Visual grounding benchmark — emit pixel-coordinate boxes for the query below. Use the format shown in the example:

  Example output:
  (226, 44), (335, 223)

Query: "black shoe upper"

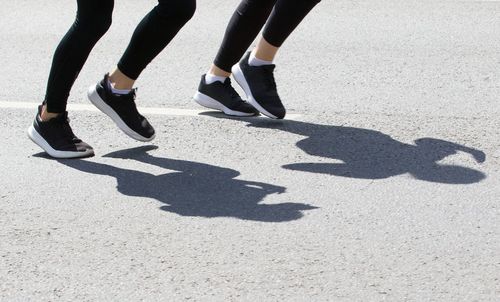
(238, 52), (286, 119)
(198, 75), (259, 115)
(96, 74), (155, 139)
(33, 105), (93, 152)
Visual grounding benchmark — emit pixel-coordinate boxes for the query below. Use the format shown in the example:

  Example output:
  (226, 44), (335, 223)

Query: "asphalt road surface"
(1, 1), (499, 301)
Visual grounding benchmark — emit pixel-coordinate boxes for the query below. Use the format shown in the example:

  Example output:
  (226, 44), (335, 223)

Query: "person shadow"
(200, 112), (486, 184)
(52, 146), (316, 222)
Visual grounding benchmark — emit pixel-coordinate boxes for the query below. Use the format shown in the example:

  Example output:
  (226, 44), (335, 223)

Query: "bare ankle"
(40, 105), (60, 121)
(208, 64), (231, 78)
(253, 37), (279, 62)
(109, 68), (135, 90)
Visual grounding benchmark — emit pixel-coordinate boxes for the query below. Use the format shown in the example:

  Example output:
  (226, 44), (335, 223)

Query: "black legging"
(214, 0), (320, 73)
(45, 0), (196, 113)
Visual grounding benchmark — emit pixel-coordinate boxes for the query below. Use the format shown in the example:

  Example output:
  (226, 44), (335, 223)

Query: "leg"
(192, 0), (274, 117)
(254, 0), (321, 61)
(195, 0), (320, 118)
(232, 0), (321, 119)
(87, 0), (196, 142)
(209, 0), (320, 75)
(212, 0), (277, 75)
(110, 0), (196, 89)
(43, 0), (113, 117)
(29, 0), (113, 159)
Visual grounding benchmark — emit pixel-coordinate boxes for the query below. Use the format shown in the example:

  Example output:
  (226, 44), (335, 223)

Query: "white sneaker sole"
(231, 64), (279, 119)
(87, 85), (155, 142)
(27, 125), (94, 159)
(193, 91), (256, 117)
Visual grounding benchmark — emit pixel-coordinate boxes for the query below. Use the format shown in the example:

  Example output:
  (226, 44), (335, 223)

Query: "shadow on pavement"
(45, 146), (316, 222)
(200, 112), (486, 184)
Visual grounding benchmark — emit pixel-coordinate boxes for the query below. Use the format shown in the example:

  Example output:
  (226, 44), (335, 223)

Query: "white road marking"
(0, 101), (301, 119)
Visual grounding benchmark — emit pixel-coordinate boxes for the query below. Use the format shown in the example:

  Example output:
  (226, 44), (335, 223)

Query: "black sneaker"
(27, 105), (94, 159)
(232, 52), (286, 119)
(193, 75), (259, 117)
(87, 74), (155, 142)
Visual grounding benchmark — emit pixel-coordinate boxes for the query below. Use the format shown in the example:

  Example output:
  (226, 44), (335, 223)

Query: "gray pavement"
(1, 1), (499, 301)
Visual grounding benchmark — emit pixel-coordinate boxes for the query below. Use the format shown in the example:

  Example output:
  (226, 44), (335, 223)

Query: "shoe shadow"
(200, 112), (486, 184)
(50, 146), (316, 222)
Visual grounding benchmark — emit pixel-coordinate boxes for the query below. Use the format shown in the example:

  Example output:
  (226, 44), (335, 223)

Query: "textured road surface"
(1, 1), (499, 301)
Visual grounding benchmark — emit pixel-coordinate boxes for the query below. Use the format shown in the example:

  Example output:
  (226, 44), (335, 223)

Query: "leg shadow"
(200, 112), (486, 184)
(55, 146), (316, 222)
